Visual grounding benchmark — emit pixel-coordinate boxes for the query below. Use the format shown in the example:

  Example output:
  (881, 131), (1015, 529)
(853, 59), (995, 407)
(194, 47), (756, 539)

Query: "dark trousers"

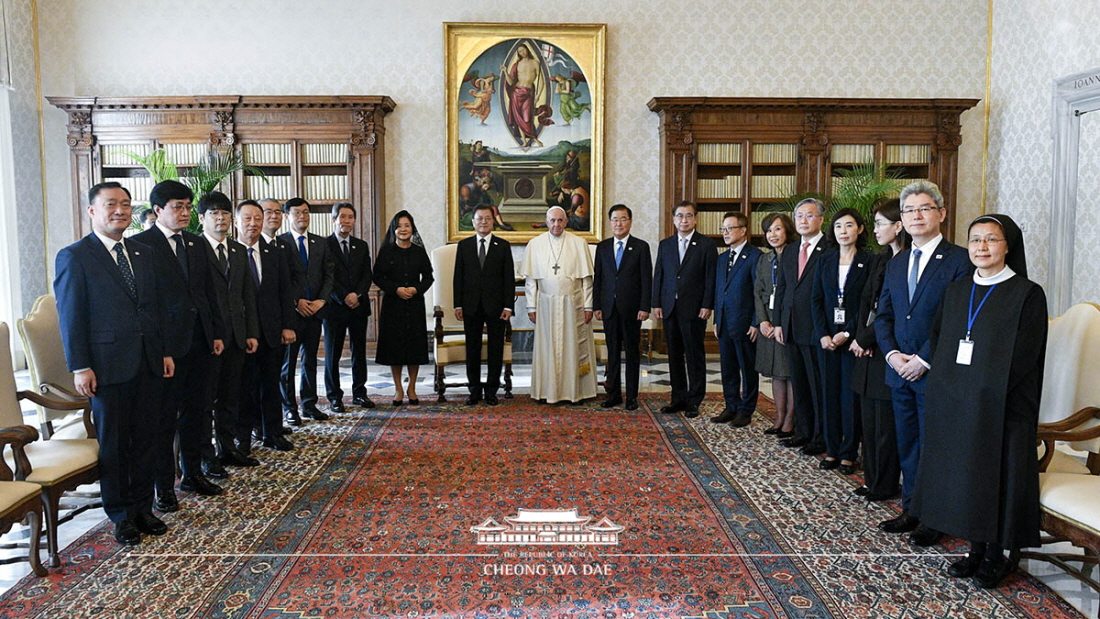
(665, 306), (707, 408)
(891, 381), (927, 510)
(92, 364), (164, 523)
(789, 341), (823, 442)
(860, 394), (900, 497)
(323, 308), (368, 403)
(603, 307), (642, 400)
(718, 330), (758, 415)
(282, 316), (322, 412)
(204, 344), (247, 459)
(819, 348), (860, 461)
(242, 340), (284, 446)
(463, 306), (507, 397)
(161, 331), (210, 487)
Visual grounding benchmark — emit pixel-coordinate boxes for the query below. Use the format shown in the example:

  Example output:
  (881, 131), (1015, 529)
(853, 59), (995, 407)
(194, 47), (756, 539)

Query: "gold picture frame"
(445, 22), (606, 244)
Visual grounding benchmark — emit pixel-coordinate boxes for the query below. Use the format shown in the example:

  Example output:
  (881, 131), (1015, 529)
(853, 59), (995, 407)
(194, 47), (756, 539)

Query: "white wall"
(24, 0), (990, 306)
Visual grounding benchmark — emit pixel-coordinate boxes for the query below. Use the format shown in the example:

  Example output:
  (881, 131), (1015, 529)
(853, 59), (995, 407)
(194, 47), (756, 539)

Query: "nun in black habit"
(910, 213), (1047, 589)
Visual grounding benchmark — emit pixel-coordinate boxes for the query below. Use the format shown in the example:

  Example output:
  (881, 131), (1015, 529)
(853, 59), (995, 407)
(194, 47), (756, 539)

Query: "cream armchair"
(0, 323), (98, 568)
(17, 295), (92, 440)
(430, 244), (514, 402)
(0, 425), (48, 577)
(1037, 303), (1100, 475)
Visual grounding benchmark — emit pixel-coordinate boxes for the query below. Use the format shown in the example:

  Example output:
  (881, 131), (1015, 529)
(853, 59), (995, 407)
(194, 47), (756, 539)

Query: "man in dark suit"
(258, 199), (297, 438)
(454, 203), (515, 406)
(875, 181), (973, 546)
(198, 192), (260, 474)
(712, 211), (763, 427)
(132, 180), (225, 508)
(652, 200), (717, 417)
(55, 181), (174, 546)
(279, 197), (336, 425)
(593, 204), (651, 411)
(236, 200), (297, 452)
(323, 202), (374, 411)
(774, 198), (830, 454)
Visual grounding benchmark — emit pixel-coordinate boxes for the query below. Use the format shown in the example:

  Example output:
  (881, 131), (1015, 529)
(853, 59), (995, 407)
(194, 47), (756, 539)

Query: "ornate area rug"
(0, 395), (1084, 618)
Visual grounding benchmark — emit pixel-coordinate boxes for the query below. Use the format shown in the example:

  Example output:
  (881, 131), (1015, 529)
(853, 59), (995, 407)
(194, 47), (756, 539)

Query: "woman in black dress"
(910, 214), (1047, 589)
(374, 211), (434, 405)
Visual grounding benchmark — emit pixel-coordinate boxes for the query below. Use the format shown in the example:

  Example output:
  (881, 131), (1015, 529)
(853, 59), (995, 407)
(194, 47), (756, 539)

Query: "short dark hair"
(139, 208), (157, 224)
(722, 211), (748, 228)
(196, 191), (233, 215)
(472, 203), (495, 217)
(88, 181), (130, 205)
(283, 197), (309, 213)
(608, 204), (632, 219)
(331, 202), (356, 219)
(236, 199), (263, 215)
(673, 200), (696, 215)
(149, 180), (193, 209)
(760, 212), (796, 242)
(828, 207), (869, 250)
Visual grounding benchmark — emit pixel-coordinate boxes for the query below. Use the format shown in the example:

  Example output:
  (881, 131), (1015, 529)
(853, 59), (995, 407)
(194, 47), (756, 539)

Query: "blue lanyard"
(966, 282), (997, 341)
(771, 257), (777, 286)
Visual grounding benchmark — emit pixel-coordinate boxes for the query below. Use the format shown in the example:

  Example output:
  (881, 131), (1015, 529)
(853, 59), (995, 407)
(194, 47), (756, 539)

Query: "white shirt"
(908, 233), (943, 282)
(93, 230), (130, 262)
(261, 232), (275, 244)
(293, 232), (310, 258)
(728, 239), (747, 262)
(155, 221), (185, 255)
(801, 231), (825, 255)
(203, 232), (229, 258)
(245, 240), (263, 283)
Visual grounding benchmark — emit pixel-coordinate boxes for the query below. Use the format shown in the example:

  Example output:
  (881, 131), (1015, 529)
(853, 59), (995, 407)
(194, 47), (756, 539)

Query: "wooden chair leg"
(24, 508), (46, 577)
(504, 363), (513, 398)
(435, 365), (447, 403)
(41, 489), (61, 568)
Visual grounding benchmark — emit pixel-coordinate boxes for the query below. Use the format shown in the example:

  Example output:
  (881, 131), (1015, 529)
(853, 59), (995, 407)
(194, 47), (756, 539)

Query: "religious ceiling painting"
(445, 22), (606, 243)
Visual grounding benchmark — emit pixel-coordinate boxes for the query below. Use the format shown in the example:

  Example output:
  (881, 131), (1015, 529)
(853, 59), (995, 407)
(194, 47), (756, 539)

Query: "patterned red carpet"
(0, 396), (1085, 618)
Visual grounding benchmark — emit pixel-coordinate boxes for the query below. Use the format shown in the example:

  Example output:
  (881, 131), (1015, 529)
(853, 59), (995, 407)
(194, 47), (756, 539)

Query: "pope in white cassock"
(519, 207), (597, 403)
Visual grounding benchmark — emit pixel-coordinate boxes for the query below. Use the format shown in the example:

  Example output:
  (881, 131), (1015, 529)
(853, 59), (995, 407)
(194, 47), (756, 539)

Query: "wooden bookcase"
(48, 95), (396, 341)
(647, 97), (979, 243)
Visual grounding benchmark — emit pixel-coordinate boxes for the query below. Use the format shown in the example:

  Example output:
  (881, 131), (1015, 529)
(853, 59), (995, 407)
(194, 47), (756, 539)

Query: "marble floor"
(0, 358), (1095, 616)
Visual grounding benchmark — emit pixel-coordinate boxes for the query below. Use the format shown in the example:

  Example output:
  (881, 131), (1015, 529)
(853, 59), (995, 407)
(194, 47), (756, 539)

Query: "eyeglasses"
(609, 218), (631, 223)
(968, 236), (1006, 246)
(901, 206), (943, 216)
(873, 219), (897, 227)
(262, 209), (281, 216)
(793, 213), (818, 221)
(673, 213), (696, 220)
(718, 226), (746, 233)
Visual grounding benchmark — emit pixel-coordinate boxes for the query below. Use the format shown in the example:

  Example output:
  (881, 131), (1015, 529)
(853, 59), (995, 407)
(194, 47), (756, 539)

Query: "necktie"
(342, 239), (350, 262)
(171, 233), (188, 278)
(728, 249), (737, 273)
(113, 243), (137, 299)
(479, 238), (487, 268)
(908, 248), (923, 302)
(297, 235), (312, 298)
(679, 237), (688, 263)
(248, 247), (260, 287)
(615, 240), (624, 270)
(797, 241), (810, 279)
(217, 243), (228, 276)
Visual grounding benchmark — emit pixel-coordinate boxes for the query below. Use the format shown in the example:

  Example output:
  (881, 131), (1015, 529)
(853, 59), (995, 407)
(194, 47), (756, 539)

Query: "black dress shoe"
(683, 406), (700, 419)
(776, 430), (795, 439)
(947, 553), (984, 578)
(865, 490), (897, 502)
(484, 394), (499, 406)
(155, 491), (179, 513)
(303, 407), (329, 421)
(220, 449), (260, 468)
(357, 397), (375, 409)
(624, 399), (638, 411)
(465, 394), (481, 406)
(602, 395), (624, 408)
(973, 554), (1013, 588)
(659, 402), (686, 415)
(114, 520), (141, 546)
(838, 463), (857, 476)
(202, 461), (230, 479)
(263, 435), (295, 451)
(408, 397), (420, 406)
(179, 475), (224, 496)
(908, 525), (942, 547)
(285, 411), (303, 427)
(710, 409), (737, 424)
(329, 400), (346, 413)
(252, 429), (263, 442)
(878, 512), (920, 533)
(133, 512), (168, 536)
(819, 458), (840, 470)
(279, 425), (294, 435)
(731, 413), (753, 428)
(763, 427), (781, 435)
(853, 486), (870, 497)
(800, 441), (825, 456)
(781, 436), (809, 448)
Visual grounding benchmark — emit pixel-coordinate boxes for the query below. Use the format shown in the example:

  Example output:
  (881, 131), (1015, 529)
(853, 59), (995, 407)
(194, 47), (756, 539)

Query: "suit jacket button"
(906, 315), (911, 319)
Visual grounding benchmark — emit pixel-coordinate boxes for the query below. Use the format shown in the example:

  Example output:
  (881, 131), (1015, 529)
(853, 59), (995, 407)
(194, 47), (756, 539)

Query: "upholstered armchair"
(0, 425), (47, 577)
(0, 323), (99, 568)
(429, 244), (514, 402)
(17, 295), (92, 440)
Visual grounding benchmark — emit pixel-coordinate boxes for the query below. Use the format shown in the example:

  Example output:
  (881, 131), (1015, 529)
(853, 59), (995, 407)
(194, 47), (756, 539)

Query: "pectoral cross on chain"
(552, 263), (561, 274)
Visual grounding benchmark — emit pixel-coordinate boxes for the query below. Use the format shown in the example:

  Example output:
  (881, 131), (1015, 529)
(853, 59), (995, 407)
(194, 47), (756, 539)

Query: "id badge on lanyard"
(958, 282), (996, 366)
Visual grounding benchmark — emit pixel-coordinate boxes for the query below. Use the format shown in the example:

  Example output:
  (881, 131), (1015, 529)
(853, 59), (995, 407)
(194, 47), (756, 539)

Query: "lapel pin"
(188, 241), (194, 246)
(133, 250), (140, 255)
(628, 246), (633, 251)
(691, 242), (697, 246)
(857, 263), (863, 267)
(936, 255), (943, 260)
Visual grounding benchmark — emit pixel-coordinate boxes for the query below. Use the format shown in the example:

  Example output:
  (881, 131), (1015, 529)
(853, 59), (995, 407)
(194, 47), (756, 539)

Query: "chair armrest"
(0, 425), (39, 481)
(1039, 406), (1100, 432)
(1037, 422), (1100, 444)
(39, 382), (83, 401)
(18, 390), (96, 440)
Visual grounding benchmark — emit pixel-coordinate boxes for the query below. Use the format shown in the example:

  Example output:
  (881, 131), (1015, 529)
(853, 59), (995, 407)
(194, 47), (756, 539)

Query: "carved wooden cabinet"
(647, 97), (979, 242)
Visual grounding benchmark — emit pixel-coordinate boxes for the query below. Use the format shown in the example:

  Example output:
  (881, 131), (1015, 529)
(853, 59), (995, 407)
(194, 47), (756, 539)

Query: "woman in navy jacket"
(811, 208), (873, 474)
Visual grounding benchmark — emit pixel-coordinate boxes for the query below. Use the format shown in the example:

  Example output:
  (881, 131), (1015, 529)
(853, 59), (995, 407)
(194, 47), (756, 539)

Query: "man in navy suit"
(774, 198), (830, 454)
(712, 211), (763, 427)
(132, 180), (226, 509)
(236, 200), (297, 452)
(652, 200), (717, 417)
(593, 204), (652, 411)
(55, 182), (175, 546)
(279, 197), (335, 425)
(874, 180), (973, 546)
(323, 202), (374, 411)
(454, 204), (515, 406)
